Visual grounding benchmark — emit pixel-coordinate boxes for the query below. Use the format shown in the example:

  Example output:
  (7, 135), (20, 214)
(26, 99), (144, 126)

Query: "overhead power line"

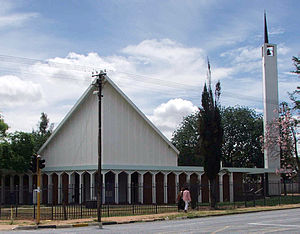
(0, 54), (97, 73)
(0, 53), (281, 106)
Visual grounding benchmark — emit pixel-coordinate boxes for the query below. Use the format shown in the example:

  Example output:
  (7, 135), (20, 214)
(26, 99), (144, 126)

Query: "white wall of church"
(102, 82), (178, 167)
(40, 80), (178, 169)
(41, 90), (98, 168)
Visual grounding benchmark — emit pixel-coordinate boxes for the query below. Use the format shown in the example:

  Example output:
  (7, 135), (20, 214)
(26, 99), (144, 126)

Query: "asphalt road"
(5, 208), (300, 233)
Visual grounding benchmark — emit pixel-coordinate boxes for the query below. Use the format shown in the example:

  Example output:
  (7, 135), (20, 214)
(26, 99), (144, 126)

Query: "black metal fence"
(0, 181), (299, 220)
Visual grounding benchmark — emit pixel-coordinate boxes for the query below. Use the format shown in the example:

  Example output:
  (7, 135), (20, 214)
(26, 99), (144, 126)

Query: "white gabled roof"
(38, 75), (179, 155)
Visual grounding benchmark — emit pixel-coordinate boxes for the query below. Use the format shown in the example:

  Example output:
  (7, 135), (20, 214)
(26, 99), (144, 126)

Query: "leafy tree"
(172, 106), (264, 168)
(0, 114), (9, 140)
(292, 56), (300, 74)
(0, 113), (53, 172)
(198, 82), (223, 208)
(0, 141), (13, 170)
(221, 106), (263, 168)
(32, 112), (53, 153)
(0, 115), (10, 171)
(171, 112), (202, 166)
(289, 56), (300, 111)
(9, 132), (34, 172)
(0, 132), (34, 173)
(261, 103), (299, 195)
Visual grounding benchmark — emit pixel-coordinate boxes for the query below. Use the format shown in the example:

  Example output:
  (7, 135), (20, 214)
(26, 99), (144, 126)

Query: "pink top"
(182, 190), (191, 202)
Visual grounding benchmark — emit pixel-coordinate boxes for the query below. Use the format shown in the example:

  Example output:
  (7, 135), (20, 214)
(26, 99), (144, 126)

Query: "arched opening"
(179, 173), (187, 190)
(52, 173), (58, 205)
(74, 172), (80, 204)
(94, 172), (104, 204)
(223, 174), (230, 202)
(131, 172), (139, 204)
(155, 172), (164, 204)
(167, 173), (176, 204)
(61, 173), (69, 204)
(83, 172), (91, 203)
(14, 175), (19, 187)
(33, 175), (37, 189)
(215, 175), (220, 202)
(118, 172), (127, 204)
(23, 175), (29, 204)
(201, 174), (209, 203)
(190, 173), (200, 206)
(105, 171), (115, 204)
(13, 175), (19, 204)
(233, 173), (243, 201)
(143, 172), (152, 204)
(42, 174), (48, 204)
(4, 175), (10, 204)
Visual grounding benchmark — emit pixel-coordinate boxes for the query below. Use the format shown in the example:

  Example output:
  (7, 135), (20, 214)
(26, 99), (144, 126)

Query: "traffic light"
(29, 155), (37, 173)
(39, 158), (45, 169)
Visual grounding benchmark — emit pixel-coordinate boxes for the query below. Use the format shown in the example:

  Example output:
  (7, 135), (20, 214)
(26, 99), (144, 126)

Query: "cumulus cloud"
(0, 75), (42, 107)
(148, 98), (198, 139)
(0, 39), (263, 134)
(1, 38), (296, 136)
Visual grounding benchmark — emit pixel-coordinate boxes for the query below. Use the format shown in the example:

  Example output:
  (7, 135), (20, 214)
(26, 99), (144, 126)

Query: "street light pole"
(92, 71), (106, 225)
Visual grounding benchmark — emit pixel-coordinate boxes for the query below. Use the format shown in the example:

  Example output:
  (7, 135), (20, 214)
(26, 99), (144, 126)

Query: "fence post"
(108, 204), (110, 217)
(253, 192), (255, 207)
(132, 203), (134, 215)
(51, 201), (53, 220)
(278, 182), (280, 205)
(244, 186), (247, 208)
(33, 204), (36, 219)
(16, 193), (18, 218)
(233, 187), (235, 209)
(16, 185), (19, 218)
(80, 185), (83, 218)
(155, 204), (158, 214)
(292, 182), (294, 203)
(263, 178), (266, 206)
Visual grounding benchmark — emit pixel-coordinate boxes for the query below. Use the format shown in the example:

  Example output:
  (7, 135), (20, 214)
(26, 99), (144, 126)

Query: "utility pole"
(36, 155), (41, 224)
(92, 71), (106, 226)
(36, 155), (45, 224)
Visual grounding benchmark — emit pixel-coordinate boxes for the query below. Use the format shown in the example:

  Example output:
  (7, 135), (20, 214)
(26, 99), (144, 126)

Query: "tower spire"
(264, 11), (269, 43)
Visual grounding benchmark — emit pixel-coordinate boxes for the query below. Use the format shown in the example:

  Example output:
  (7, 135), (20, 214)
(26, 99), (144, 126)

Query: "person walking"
(182, 187), (191, 213)
(177, 188), (184, 211)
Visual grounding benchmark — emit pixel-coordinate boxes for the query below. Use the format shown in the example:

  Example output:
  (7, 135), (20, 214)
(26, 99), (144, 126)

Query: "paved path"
(5, 208), (300, 233)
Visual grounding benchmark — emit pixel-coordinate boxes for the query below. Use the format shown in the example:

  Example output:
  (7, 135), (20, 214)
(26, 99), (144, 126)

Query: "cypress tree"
(198, 81), (223, 208)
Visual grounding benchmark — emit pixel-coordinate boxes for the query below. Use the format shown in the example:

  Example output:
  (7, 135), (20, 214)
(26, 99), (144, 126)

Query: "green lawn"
(1, 196), (299, 220)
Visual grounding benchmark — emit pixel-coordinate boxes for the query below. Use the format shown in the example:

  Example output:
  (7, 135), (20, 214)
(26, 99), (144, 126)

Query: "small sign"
(33, 189), (39, 204)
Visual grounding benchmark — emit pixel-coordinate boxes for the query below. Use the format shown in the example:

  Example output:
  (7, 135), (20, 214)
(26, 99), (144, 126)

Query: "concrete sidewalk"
(1, 204), (300, 231)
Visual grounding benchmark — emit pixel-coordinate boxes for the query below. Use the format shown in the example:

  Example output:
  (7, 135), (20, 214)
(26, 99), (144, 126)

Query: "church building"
(0, 13), (280, 205)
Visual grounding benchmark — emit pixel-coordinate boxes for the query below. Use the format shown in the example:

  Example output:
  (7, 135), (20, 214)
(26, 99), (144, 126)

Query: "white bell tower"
(262, 12), (280, 190)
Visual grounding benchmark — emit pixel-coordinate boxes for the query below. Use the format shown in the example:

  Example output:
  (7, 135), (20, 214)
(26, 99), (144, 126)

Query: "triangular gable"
(38, 75), (179, 155)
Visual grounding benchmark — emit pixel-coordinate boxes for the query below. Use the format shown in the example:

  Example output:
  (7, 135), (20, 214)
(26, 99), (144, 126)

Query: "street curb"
(11, 206), (300, 231)
(13, 222), (102, 230)
(102, 221), (117, 225)
(56, 224), (73, 229)
(37, 225), (57, 229)
(73, 223), (89, 227)
(13, 225), (38, 230)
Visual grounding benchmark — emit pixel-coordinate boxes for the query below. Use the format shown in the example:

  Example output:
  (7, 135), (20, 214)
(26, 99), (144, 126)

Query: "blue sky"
(0, 0), (299, 138)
